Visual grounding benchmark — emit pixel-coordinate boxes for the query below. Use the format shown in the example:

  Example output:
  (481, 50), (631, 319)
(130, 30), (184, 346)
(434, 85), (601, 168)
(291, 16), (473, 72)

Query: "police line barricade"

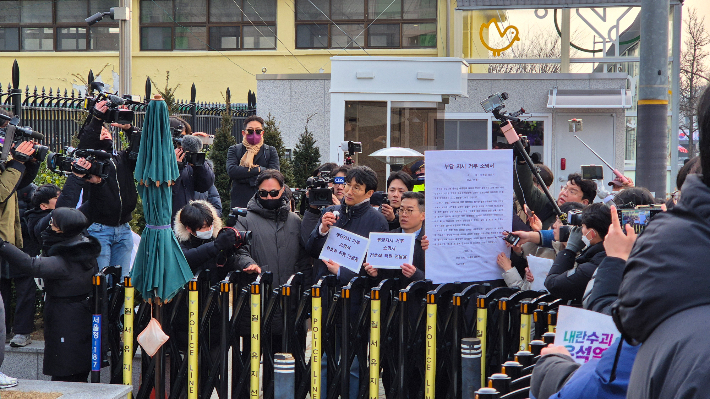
(102, 271), (565, 399)
(533, 297), (563, 339)
(451, 283), (491, 398)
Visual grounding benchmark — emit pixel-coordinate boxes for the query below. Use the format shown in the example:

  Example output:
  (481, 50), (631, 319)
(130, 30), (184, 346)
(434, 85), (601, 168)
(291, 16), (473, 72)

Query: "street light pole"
(118, 1), (132, 97)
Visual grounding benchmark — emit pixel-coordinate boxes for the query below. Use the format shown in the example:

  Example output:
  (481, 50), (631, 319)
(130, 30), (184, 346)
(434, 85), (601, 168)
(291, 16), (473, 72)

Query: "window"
(0, 0), (119, 52)
(296, 0), (436, 49)
(139, 0), (276, 51)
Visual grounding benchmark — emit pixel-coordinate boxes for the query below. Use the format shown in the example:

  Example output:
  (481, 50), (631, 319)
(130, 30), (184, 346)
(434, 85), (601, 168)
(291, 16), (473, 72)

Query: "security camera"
(85, 12), (106, 26)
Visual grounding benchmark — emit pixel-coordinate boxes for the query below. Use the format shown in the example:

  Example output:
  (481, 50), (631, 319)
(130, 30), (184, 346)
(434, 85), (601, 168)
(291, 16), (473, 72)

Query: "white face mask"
(194, 226), (213, 240)
(581, 230), (593, 248)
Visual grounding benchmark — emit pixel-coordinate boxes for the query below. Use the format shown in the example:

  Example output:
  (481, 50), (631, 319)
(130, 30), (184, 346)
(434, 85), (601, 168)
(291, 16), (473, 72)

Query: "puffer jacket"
(545, 242), (606, 303)
(0, 159), (39, 248)
(615, 175), (710, 399)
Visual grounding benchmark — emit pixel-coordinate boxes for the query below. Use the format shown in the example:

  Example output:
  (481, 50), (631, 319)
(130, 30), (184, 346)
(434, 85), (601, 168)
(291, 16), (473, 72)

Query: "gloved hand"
(214, 228), (237, 251)
(565, 226), (585, 253)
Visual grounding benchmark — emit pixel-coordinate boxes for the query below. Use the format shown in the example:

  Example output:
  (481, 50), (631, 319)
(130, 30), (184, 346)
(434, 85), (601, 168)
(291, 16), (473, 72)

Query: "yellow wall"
(0, 0), (447, 103)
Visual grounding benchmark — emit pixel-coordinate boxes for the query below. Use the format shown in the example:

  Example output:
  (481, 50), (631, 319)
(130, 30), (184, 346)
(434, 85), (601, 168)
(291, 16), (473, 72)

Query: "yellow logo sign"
(480, 18), (521, 57)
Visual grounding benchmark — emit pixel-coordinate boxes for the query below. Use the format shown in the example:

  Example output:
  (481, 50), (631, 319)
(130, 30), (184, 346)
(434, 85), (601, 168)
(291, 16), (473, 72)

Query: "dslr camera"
(84, 82), (135, 125)
(172, 137), (206, 167)
(0, 113), (49, 164)
(567, 209), (584, 226)
(46, 147), (112, 179)
(306, 171), (333, 207)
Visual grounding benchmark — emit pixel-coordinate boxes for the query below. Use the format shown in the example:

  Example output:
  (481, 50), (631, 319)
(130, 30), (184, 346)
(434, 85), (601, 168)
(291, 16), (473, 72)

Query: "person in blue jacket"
(530, 338), (639, 399)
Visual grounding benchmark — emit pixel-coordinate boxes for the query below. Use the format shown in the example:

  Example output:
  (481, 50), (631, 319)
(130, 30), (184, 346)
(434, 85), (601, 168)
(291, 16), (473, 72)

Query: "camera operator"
(0, 207), (100, 382)
(544, 203), (611, 303)
(380, 171), (414, 230)
(233, 169), (310, 351)
(514, 152), (596, 228)
(75, 101), (138, 278)
(172, 135), (215, 220)
(299, 163), (342, 245)
(364, 191), (429, 288)
(227, 116), (280, 208)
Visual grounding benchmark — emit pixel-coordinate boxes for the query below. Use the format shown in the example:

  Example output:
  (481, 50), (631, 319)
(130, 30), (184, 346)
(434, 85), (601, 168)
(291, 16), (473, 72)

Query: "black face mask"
(258, 197), (282, 211)
(40, 225), (74, 254)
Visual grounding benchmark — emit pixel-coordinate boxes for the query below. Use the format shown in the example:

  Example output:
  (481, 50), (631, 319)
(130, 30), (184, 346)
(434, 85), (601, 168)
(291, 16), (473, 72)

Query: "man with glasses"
(380, 171), (414, 230)
(234, 169), (309, 352)
(227, 116), (280, 208)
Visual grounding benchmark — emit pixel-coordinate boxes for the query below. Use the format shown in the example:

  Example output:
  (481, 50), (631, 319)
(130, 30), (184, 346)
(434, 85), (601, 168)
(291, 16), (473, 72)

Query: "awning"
(456, 0), (681, 9)
(547, 88), (632, 109)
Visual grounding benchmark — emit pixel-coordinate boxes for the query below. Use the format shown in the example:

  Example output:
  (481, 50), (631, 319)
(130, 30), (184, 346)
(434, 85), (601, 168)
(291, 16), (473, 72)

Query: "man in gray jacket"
(235, 169), (310, 350)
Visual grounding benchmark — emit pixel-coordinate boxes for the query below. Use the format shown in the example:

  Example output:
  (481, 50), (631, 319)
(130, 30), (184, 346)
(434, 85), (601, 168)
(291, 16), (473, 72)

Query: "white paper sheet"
(318, 227), (370, 273)
(425, 150), (513, 283)
(367, 232), (416, 269)
(526, 255), (554, 291)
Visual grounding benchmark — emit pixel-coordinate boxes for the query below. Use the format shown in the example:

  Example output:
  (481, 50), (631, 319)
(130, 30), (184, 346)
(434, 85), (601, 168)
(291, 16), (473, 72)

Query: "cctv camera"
(85, 12), (105, 26)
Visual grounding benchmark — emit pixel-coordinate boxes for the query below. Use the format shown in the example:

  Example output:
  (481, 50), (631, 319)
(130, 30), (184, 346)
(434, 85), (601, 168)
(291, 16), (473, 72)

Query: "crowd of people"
(0, 84), (706, 399)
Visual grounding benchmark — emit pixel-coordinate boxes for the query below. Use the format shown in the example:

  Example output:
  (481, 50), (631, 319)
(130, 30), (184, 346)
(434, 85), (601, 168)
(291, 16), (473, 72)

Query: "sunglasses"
(246, 129), (264, 135)
(258, 189), (281, 198)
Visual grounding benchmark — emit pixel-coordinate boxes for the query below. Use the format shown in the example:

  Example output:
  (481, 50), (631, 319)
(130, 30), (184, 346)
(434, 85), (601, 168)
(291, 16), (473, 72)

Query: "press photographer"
(65, 100), (139, 278)
(172, 134), (215, 220)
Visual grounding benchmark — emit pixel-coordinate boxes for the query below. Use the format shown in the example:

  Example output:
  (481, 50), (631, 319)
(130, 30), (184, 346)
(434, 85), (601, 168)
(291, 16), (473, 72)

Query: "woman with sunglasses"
(226, 115), (280, 208)
(233, 169), (310, 353)
(0, 207), (100, 382)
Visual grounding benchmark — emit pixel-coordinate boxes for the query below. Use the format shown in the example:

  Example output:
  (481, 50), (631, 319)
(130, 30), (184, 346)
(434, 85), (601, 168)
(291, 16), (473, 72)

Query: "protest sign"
(319, 227), (370, 273)
(554, 305), (620, 364)
(367, 233), (415, 269)
(526, 255), (554, 291)
(425, 150), (513, 283)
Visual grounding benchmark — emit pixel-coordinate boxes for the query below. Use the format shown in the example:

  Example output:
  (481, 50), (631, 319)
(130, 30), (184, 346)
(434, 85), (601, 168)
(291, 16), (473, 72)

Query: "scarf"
(239, 135), (264, 170)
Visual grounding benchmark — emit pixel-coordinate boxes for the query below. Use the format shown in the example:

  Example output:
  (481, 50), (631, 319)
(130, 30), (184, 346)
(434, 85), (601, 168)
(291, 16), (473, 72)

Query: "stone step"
(3, 379), (131, 399)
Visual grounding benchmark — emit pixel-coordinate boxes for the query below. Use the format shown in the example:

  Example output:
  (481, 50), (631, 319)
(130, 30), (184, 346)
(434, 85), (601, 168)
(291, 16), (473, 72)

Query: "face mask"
(258, 197), (282, 210)
(194, 226), (213, 240)
(581, 231), (593, 248)
(246, 133), (261, 146)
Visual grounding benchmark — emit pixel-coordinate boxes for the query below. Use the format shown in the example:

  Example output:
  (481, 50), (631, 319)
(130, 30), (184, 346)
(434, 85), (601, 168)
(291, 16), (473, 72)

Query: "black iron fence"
(0, 62), (255, 152)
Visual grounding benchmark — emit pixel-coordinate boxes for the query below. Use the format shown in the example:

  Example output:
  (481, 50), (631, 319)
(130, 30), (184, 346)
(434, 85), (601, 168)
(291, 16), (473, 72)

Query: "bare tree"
(679, 8), (710, 158)
(487, 28), (562, 73)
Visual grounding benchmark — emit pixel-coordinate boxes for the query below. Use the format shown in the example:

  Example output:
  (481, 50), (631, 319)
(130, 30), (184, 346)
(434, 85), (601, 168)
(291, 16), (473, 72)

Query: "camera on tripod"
(306, 171), (333, 207)
(46, 147), (112, 178)
(340, 141), (362, 166)
(84, 81), (135, 125)
(0, 114), (48, 164)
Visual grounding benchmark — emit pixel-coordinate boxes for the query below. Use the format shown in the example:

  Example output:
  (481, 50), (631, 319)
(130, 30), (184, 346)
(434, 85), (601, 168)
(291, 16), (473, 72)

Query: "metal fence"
(0, 65), (255, 152)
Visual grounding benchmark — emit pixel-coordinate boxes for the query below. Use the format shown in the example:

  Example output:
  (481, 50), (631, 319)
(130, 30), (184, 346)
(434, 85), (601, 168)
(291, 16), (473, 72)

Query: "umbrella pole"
(154, 295), (166, 399)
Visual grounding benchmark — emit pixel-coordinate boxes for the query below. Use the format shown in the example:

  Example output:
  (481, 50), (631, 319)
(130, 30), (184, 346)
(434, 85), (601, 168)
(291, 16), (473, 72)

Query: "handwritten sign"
(526, 255), (554, 291)
(367, 233), (415, 269)
(425, 150), (513, 283)
(319, 226), (370, 273)
(553, 305), (620, 364)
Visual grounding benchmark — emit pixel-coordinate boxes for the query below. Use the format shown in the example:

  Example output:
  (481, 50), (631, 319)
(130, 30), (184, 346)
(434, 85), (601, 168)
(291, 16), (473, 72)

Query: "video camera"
(46, 147), (112, 179)
(84, 81), (135, 125)
(0, 113), (49, 164)
(306, 171), (333, 207)
(172, 136), (206, 167)
(340, 140), (362, 166)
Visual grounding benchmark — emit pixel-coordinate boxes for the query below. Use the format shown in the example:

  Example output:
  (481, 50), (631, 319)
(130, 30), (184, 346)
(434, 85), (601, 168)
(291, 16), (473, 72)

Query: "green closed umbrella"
(130, 97), (192, 303)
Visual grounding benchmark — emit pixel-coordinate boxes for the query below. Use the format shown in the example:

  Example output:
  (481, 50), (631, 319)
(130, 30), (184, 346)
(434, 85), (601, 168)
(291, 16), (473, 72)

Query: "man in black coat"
(614, 87), (710, 399)
(544, 203), (610, 303)
(171, 135), (215, 220)
(226, 115), (280, 208)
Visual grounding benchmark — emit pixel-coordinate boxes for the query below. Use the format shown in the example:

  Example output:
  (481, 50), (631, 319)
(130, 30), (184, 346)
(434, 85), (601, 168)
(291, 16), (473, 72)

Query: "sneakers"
(9, 334), (31, 348)
(0, 371), (18, 388)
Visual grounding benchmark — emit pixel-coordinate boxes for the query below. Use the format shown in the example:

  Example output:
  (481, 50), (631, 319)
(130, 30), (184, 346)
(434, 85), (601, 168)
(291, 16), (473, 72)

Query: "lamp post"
(86, 4), (132, 96)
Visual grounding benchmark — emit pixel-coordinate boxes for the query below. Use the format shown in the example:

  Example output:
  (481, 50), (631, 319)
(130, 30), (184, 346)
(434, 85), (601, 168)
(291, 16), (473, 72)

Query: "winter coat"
(235, 195), (310, 288)
(172, 161), (215, 221)
(530, 338), (638, 399)
(77, 116), (138, 226)
(615, 175), (710, 399)
(545, 242), (606, 303)
(513, 159), (558, 230)
(300, 207), (321, 246)
(3, 184), (38, 279)
(306, 201), (389, 286)
(0, 159), (39, 248)
(377, 223), (426, 288)
(194, 185), (223, 217)
(0, 234), (100, 377)
(582, 256), (625, 315)
(226, 143), (279, 208)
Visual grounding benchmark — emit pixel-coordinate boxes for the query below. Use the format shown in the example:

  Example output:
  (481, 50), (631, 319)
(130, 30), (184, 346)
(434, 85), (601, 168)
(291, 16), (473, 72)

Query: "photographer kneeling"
(545, 203), (611, 304)
(0, 208), (100, 382)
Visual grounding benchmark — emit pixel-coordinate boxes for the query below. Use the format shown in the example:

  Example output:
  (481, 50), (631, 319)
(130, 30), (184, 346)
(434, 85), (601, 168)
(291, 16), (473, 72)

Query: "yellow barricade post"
(250, 282), (261, 399)
(188, 279), (199, 399)
(311, 286), (322, 399)
(519, 300), (532, 352)
(123, 277), (134, 399)
(369, 289), (381, 399)
(425, 293), (437, 399)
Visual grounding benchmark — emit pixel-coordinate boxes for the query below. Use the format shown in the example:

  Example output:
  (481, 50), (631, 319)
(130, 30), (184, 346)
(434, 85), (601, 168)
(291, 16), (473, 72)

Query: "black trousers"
(0, 276), (37, 335)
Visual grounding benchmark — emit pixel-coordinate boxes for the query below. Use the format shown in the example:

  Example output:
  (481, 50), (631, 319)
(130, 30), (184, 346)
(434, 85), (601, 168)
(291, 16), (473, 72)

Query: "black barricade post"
(476, 287), (518, 387)
(91, 272), (105, 383)
(475, 387), (500, 399)
(461, 337), (482, 398)
(219, 280), (230, 398)
(547, 311), (557, 333)
(274, 353), (295, 399)
(487, 373), (511, 395)
(336, 276), (369, 399)
(542, 332), (555, 345)
(451, 283), (489, 399)
(529, 340), (546, 356)
(394, 280), (431, 399)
